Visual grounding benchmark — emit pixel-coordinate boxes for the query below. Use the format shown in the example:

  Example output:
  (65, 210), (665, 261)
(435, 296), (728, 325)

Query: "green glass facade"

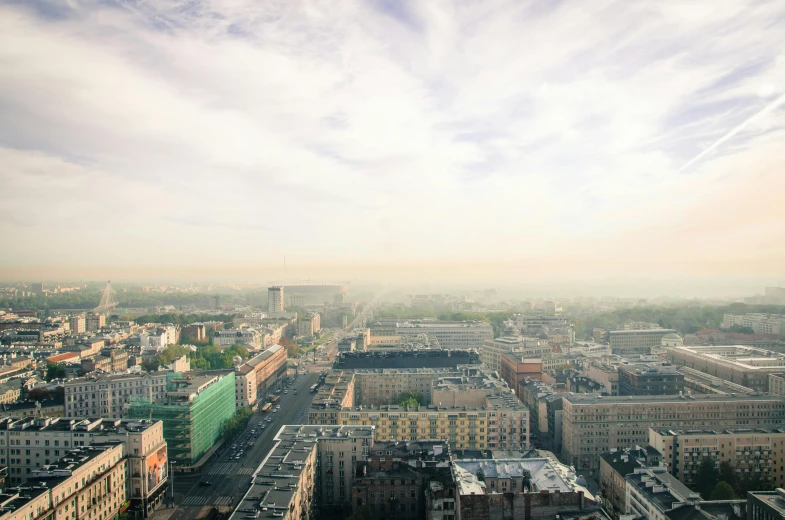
(128, 371), (236, 466)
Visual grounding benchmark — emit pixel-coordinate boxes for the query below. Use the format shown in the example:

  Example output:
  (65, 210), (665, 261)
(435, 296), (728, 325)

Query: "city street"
(160, 372), (319, 520)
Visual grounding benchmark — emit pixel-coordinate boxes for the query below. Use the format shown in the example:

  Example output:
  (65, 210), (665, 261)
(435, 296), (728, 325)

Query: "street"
(161, 372), (319, 520)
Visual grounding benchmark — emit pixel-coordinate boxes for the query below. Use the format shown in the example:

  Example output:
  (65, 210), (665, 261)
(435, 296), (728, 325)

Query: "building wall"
(65, 373), (169, 418)
(609, 329), (676, 354)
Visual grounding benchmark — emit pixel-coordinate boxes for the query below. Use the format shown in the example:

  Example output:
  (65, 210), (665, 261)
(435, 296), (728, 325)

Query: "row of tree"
(142, 343), (249, 372)
(220, 407), (253, 439)
(133, 313), (236, 326)
(695, 458), (774, 500)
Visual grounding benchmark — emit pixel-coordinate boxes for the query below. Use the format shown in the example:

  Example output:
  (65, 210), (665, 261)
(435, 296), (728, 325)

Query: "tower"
(268, 286), (284, 313)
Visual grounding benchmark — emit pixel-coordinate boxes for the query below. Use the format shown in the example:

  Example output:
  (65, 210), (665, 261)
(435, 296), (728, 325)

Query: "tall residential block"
(268, 286), (284, 313)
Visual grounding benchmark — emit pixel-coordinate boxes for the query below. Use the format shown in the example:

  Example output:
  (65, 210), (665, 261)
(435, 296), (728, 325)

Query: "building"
(310, 393), (529, 452)
(64, 372), (170, 418)
(561, 393), (785, 470)
(649, 427), (785, 489)
(31, 283), (44, 295)
(771, 373), (785, 396)
(499, 352), (543, 391)
(180, 323), (206, 342)
(230, 425), (375, 520)
(666, 345), (785, 392)
(213, 328), (261, 348)
(85, 313), (105, 332)
(268, 286), (284, 313)
(609, 329), (677, 354)
(0, 443), (127, 520)
(481, 337), (552, 374)
(0, 383), (20, 404)
(234, 344), (288, 408)
(68, 314), (86, 335)
(625, 465), (701, 520)
(0, 416), (168, 516)
(297, 312), (321, 337)
(393, 320), (493, 350)
(450, 458), (598, 520)
(748, 489), (785, 520)
(599, 447), (662, 519)
(618, 364), (685, 396)
(338, 338), (356, 354)
(661, 332), (683, 348)
(722, 313), (785, 335)
(127, 371), (235, 468)
(0, 399), (65, 418)
(335, 350), (481, 370)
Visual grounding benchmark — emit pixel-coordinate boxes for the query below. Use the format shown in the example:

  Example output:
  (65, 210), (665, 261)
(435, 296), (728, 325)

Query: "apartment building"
(69, 315), (86, 335)
(268, 286), (284, 313)
(561, 393), (785, 470)
(64, 372), (170, 418)
(609, 329), (677, 354)
(618, 364), (685, 396)
(666, 345), (785, 392)
(297, 312), (321, 337)
(393, 320), (493, 350)
(0, 443), (127, 520)
(722, 313), (785, 335)
(625, 465), (701, 520)
(771, 373), (785, 396)
(649, 427), (785, 489)
(230, 425), (375, 520)
(599, 447), (662, 519)
(310, 393), (529, 451)
(85, 313), (105, 332)
(0, 417), (168, 516)
(234, 344), (287, 408)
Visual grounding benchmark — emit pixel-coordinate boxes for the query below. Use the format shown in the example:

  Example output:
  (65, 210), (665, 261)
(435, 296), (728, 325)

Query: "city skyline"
(1, 0), (784, 281)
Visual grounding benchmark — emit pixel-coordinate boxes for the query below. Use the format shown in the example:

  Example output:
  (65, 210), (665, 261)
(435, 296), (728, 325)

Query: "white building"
(64, 372), (170, 418)
(297, 312), (321, 337)
(268, 286), (284, 313)
(722, 313), (785, 335)
(213, 328), (261, 348)
(394, 320), (493, 350)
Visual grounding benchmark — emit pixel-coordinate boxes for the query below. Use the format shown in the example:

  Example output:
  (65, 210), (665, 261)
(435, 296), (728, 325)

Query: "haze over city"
(1, 0), (785, 290)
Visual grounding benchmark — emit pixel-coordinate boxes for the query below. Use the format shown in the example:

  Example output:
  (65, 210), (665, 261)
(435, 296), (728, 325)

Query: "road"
(165, 373), (319, 520)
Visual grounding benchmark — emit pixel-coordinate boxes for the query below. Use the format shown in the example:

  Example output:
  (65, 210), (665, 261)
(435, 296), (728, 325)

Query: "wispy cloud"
(0, 0), (784, 278)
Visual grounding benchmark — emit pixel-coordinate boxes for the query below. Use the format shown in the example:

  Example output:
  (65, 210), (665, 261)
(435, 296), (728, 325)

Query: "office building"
(481, 337), (552, 374)
(64, 371), (170, 418)
(666, 345), (785, 392)
(234, 344), (287, 408)
(618, 364), (685, 396)
(393, 320), (493, 350)
(722, 313), (785, 335)
(334, 350), (481, 370)
(649, 427), (785, 489)
(268, 286), (284, 313)
(771, 373), (785, 396)
(0, 416), (168, 516)
(69, 314), (86, 335)
(127, 371), (235, 468)
(561, 393), (785, 470)
(609, 329), (677, 354)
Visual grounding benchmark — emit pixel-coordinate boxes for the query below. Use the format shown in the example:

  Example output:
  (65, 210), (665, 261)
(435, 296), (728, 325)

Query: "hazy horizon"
(1, 1), (784, 287)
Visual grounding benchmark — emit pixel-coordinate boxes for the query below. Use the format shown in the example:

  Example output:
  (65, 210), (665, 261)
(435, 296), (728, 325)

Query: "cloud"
(0, 0), (784, 280)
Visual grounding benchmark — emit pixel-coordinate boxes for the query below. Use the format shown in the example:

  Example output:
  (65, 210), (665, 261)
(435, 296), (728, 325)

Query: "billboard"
(146, 446), (168, 489)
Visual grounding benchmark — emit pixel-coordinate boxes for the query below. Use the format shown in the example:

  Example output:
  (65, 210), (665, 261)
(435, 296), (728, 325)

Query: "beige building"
(667, 345), (785, 392)
(722, 313), (785, 335)
(394, 320), (493, 350)
(297, 312), (321, 337)
(562, 393), (785, 470)
(234, 344), (288, 408)
(649, 427), (785, 489)
(231, 425), (375, 519)
(310, 394), (529, 452)
(0, 417), (168, 516)
(771, 373), (785, 396)
(0, 443), (127, 520)
(64, 372), (170, 418)
(268, 286), (284, 313)
(69, 314), (86, 335)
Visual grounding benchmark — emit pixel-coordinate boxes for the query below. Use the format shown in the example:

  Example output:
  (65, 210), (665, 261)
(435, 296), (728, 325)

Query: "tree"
(396, 391), (424, 407)
(45, 362), (67, 382)
(719, 461), (738, 493)
(726, 324), (755, 335)
(710, 481), (737, 500)
(697, 458), (719, 499)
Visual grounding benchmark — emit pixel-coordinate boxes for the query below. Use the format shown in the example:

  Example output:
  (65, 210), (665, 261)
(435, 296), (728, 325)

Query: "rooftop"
(564, 393), (785, 405)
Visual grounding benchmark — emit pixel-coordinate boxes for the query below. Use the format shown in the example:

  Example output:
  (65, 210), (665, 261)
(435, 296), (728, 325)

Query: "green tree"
(45, 362), (67, 382)
(697, 458), (719, 499)
(396, 391), (424, 407)
(710, 481), (736, 500)
(726, 325), (755, 334)
(719, 461), (738, 494)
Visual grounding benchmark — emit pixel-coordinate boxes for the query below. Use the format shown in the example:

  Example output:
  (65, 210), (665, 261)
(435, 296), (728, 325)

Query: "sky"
(1, 0), (785, 287)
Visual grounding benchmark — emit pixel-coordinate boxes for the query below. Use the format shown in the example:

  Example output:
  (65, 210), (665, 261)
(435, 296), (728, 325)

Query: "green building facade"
(128, 371), (236, 467)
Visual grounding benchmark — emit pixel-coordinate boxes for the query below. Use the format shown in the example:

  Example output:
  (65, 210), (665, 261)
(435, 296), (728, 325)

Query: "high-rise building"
(85, 312), (105, 331)
(268, 286), (284, 313)
(127, 371), (236, 468)
(31, 282), (44, 295)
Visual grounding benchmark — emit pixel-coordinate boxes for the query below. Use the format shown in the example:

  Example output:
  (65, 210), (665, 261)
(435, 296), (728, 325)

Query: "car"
(199, 481), (212, 487)
(284, 390), (288, 394)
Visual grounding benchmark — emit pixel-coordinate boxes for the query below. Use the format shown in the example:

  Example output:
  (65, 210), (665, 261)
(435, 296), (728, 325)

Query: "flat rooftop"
(564, 393), (785, 405)
(652, 427), (785, 437)
(452, 458), (594, 497)
(0, 416), (161, 434)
